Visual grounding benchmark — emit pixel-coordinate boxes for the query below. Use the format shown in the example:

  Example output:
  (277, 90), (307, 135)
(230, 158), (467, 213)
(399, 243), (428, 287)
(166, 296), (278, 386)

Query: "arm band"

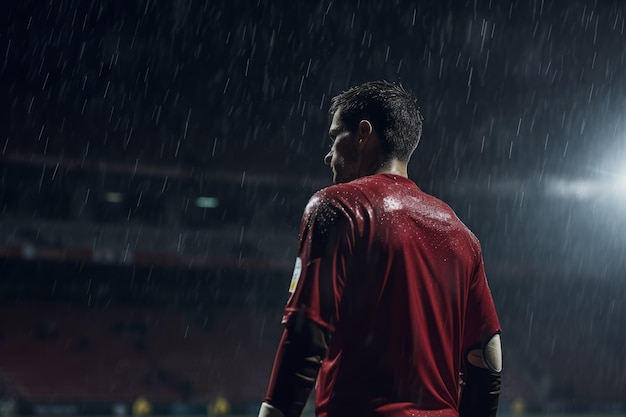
(459, 340), (502, 417)
(265, 313), (330, 417)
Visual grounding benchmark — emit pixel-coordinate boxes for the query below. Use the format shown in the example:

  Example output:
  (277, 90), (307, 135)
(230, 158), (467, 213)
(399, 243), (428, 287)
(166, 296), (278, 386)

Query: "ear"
(356, 120), (374, 148)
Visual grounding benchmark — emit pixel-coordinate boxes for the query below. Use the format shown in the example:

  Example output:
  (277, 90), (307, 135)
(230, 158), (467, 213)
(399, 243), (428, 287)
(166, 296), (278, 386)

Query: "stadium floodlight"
(104, 191), (124, 203)
(195, 196), (219, 208)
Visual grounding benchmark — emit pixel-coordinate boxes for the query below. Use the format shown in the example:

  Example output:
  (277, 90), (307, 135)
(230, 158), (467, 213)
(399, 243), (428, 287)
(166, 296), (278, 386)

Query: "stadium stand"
(0, 302), (277, 405)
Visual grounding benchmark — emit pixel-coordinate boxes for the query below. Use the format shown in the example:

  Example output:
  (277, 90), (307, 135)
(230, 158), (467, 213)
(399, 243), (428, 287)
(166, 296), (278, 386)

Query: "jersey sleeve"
(463, 253), (501, 351)
(281, 192), (352, 333)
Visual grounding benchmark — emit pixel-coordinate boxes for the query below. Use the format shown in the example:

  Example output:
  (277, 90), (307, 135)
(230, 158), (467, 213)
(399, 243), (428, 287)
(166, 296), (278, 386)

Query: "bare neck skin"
(374, 158), (408, 178)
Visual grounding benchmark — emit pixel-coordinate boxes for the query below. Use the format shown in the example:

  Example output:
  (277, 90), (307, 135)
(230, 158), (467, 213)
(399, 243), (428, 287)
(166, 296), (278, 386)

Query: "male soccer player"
(258, 81), (502, 417)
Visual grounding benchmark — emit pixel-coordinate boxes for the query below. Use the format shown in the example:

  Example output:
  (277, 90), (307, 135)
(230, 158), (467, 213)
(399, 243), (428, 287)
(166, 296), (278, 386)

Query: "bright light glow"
(616, 171), (626, 191)
(547, 167), (626, 199)
(104, 192), (124, 203)
(195, 196), (219, 208)
(547, 179), (596, 199)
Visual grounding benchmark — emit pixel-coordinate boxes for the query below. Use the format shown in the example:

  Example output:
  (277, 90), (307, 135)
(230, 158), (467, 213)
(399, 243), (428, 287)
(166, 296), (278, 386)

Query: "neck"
(375, 158), (409, 178)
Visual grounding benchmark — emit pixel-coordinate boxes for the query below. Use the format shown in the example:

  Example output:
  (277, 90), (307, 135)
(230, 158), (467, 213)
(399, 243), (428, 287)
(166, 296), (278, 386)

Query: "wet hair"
(329, 80), (423, 162)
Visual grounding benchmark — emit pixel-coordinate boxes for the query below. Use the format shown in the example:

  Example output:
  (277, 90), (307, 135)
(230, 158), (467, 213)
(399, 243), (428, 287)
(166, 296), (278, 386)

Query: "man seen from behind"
(258, 80), (502, 417)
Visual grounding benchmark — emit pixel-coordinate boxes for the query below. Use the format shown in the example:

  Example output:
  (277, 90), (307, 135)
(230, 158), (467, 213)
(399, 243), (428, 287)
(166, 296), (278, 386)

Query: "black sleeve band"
(459, 356), (501, 417)
(265, 313), (330, 417)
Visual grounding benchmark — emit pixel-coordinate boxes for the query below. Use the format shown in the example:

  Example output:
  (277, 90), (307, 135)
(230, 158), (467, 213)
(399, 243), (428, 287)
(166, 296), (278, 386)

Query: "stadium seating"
(0, 302), (277, 403)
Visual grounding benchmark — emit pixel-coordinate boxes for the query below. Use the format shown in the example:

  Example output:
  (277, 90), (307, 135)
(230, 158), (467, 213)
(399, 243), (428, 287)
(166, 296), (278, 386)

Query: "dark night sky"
(2, 0), (625, 176)
(2, 0), (625, 277)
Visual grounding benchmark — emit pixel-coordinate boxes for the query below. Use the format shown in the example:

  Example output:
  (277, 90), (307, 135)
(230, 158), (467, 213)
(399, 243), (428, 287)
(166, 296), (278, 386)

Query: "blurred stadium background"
(2, 0), (626, 416)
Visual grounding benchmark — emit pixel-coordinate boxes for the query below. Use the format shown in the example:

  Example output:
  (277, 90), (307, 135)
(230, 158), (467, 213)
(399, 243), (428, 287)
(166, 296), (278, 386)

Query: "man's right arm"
(259, 192), (346, 417)
(260, 313), (330, 417)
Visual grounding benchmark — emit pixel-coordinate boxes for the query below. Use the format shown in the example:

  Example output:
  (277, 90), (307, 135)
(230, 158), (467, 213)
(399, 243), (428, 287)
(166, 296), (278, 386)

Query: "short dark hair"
(329, 80), (423, 162)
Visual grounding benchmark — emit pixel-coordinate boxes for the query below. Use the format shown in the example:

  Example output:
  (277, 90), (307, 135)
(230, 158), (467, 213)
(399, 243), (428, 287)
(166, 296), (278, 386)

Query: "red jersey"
(282, 174), (501, 417)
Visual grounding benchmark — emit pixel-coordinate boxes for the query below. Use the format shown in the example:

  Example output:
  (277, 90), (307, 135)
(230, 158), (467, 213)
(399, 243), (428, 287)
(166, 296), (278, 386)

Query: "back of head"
(329, 80), (423, 162)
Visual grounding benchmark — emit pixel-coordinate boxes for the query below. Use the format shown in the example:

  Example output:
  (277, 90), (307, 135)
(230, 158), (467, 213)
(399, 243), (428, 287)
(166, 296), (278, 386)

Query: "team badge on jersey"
(289, 257), (302, 293)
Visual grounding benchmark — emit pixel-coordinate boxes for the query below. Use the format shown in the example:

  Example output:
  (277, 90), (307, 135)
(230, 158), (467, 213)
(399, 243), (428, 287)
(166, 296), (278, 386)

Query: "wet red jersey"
(282, 174), (501, 417)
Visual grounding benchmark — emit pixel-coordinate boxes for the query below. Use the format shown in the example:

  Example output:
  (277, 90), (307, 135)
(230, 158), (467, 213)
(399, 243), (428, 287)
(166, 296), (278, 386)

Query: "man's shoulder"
(305, 184), (355, 213)
(301, 180), (373, 222)
(311, 178), (376, 206)
(316, 181), (360, 198)
(308, 175), (424, 215)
